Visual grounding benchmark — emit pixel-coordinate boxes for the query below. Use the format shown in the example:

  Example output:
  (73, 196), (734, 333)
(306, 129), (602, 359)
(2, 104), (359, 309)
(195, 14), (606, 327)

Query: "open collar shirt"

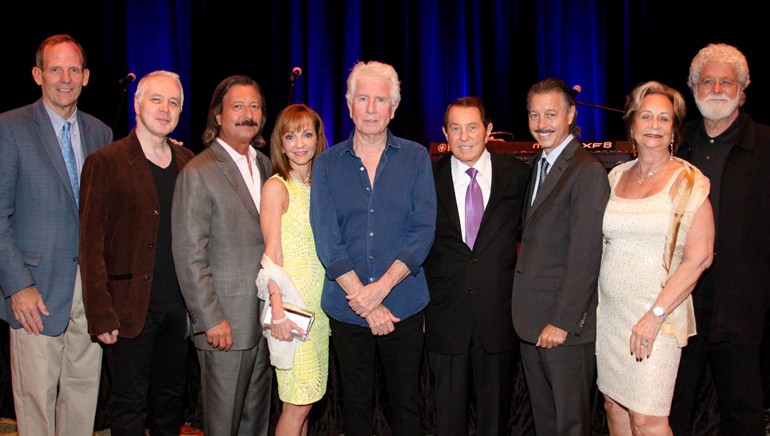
(217, 137), (261, 212)
(310, 129), (437, 327)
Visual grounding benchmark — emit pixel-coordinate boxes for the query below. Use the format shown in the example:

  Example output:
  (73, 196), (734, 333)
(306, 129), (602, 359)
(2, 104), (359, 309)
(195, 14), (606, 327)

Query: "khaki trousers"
(10, 269), (103, 436)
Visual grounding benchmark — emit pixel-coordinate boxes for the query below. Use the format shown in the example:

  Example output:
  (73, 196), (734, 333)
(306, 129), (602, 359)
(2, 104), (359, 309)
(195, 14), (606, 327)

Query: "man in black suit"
(424, 96), (530, 435)
(511, 78), (609, 436)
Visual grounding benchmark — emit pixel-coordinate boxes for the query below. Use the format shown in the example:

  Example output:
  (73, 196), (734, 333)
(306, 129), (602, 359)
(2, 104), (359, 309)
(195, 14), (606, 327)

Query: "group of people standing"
(428, 43), (769, 436)
(0, 32), (767, 436)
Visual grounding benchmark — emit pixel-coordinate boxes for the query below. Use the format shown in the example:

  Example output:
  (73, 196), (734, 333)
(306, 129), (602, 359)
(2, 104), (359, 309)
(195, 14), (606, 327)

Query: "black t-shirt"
(148, 156), (183, 304)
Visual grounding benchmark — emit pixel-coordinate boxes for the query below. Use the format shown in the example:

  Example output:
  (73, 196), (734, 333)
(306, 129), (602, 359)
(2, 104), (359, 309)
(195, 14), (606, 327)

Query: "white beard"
(695, 93), (740, 121)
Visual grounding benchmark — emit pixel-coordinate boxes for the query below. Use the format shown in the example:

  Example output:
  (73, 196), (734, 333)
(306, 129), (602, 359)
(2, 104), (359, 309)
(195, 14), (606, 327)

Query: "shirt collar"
(342, 129), (400, 156)
(451, 148), (492, 179)
(542, 133), (573, 165)
(43, 104), (78, 135)
(217, 137), (256, 162)
(694, 108), (746, 148)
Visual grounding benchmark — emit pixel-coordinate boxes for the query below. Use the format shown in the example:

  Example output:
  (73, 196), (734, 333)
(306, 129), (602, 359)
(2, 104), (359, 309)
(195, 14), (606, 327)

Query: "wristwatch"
(651, 306), (666, 320)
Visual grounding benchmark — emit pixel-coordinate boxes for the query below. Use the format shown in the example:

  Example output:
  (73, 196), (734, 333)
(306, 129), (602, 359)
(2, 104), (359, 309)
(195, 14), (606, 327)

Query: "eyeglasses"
(699, 78), (737, 89)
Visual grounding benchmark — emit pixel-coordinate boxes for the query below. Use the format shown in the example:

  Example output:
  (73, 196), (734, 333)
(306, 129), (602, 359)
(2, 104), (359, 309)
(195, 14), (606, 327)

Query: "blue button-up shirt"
(310, 130), (437, 327)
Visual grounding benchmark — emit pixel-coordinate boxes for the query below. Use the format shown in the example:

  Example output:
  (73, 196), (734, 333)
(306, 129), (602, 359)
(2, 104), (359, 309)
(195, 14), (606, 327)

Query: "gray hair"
(134, 70), (184, 109)
(688, 43), (750, 91)
(345, 60), (401, 107)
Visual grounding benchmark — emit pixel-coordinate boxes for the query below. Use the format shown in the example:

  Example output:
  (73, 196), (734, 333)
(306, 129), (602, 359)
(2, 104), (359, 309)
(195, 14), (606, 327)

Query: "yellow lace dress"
(275, 174), (330, 404)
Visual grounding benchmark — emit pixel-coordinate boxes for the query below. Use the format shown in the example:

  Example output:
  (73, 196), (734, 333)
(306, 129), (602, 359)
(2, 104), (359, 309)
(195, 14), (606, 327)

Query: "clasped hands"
(347, 283), (399, 336)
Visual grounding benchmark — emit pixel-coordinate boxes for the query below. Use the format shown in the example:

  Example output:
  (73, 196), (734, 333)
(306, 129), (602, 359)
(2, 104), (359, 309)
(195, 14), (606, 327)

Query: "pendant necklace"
(636, 156), (672, 185)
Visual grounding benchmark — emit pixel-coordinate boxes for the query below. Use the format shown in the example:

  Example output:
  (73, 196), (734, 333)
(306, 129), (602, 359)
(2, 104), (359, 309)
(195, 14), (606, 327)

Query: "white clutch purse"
(262, 303), (315, 341)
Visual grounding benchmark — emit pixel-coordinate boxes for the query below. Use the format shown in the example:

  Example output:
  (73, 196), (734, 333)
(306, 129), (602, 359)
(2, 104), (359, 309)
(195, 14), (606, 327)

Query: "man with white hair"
(671, 43), (770, 436)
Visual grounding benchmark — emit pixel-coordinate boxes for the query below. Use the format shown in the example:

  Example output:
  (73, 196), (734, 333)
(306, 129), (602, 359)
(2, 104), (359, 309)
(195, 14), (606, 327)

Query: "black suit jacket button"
(142, 273), (151, 281)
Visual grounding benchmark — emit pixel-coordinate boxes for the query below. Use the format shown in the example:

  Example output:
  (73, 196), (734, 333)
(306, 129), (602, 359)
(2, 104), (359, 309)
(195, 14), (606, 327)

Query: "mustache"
(236, 119), (259, 127)
(535, 129), (554, 134)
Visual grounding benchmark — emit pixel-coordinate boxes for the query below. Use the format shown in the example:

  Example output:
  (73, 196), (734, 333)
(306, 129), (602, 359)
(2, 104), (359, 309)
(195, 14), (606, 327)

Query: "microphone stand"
(112, 84), (130, 132)
(576, 100), (624, 113)
(287, 78), (297, 106)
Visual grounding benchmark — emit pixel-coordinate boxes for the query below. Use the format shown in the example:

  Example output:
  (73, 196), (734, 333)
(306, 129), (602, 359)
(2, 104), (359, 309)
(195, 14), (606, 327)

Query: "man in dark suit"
(172, 75), (272, 436)
(0, 34), (113, 435)
(670, 43), (770, 436)
(512, 78), (609, 436)
(425, 96), (529, 436)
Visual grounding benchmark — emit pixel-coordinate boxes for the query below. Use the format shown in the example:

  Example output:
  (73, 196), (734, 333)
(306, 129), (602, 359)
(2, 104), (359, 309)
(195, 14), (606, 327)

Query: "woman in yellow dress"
(258, 104), (330, 435)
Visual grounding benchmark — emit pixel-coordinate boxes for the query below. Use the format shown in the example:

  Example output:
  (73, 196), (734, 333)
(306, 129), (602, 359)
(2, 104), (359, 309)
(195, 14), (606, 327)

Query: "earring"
(631, 138), (637, 157)
(669, 140), (674, 156)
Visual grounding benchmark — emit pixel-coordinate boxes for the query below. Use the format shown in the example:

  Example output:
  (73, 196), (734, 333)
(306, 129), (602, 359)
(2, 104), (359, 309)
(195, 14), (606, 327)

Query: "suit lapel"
(77, 117), (96, 157)
(526, 140), (580, 221)
(254, 151), (269, 188)
(523, 151), (542, 220)
(434, 157), (462, 236)
(469, 153), (509, 249)
(32, 100), (78, 210)
(482, 153), (507, 226)
(126, 130), (159, 206)
(435, 153), (510, 249)
(210, 142), (260, 219)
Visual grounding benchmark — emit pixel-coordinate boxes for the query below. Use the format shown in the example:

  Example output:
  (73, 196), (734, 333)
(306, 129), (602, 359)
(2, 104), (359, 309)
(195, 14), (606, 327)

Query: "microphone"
(573, 84), (624, 113)
(289, 67), (302, 82)
(118, 73), (136, 86)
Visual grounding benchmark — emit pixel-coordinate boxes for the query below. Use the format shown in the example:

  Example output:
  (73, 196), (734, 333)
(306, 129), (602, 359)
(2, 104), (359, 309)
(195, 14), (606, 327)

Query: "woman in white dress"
(596, 81), (715, 435)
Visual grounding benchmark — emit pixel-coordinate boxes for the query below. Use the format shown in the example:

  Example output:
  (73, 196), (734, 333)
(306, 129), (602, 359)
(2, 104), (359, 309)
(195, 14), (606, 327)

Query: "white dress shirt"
(451, 149), (492, 243)
(217, 138), (261, 212)
(532, 133), (573, 204)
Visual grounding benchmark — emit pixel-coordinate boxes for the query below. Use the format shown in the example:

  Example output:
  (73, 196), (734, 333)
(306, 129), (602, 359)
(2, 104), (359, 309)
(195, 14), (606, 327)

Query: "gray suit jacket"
(172, 141), (271, 351)
(511, 138), (609, 345)
(0, 98), (112, 335)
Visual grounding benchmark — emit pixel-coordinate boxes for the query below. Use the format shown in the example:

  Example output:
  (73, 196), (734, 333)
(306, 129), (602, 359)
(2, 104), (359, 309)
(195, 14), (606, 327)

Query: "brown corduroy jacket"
(79, 129), (194, 338)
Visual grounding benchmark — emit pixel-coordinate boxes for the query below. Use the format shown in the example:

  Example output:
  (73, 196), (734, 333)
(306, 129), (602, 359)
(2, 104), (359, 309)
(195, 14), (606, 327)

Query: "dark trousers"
(670, 334), (765, 436)
(428, 339), (516, 436)
(104, 300), (189, 436)
(520, 341), (595, 436)
(329, 312), (424, 436)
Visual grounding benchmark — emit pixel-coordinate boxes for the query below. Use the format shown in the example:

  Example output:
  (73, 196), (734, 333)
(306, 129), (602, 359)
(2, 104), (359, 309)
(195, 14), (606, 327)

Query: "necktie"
(465, 167), (483, 250)
(539, 157), (549, 189)
(60, 121), (79, 207)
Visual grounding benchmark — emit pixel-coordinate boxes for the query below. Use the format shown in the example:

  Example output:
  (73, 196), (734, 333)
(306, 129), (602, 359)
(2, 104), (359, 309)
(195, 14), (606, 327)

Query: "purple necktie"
(465, 167), (483, 249)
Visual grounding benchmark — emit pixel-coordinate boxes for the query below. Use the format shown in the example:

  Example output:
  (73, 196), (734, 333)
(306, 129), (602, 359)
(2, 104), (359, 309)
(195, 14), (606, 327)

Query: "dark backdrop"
(3, 1), (769, 152)
(0, 1), (764, 434)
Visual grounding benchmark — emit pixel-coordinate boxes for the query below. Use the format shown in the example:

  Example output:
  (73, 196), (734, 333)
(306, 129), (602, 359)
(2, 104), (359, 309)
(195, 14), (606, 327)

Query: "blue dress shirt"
(310, 130), (437, 327)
